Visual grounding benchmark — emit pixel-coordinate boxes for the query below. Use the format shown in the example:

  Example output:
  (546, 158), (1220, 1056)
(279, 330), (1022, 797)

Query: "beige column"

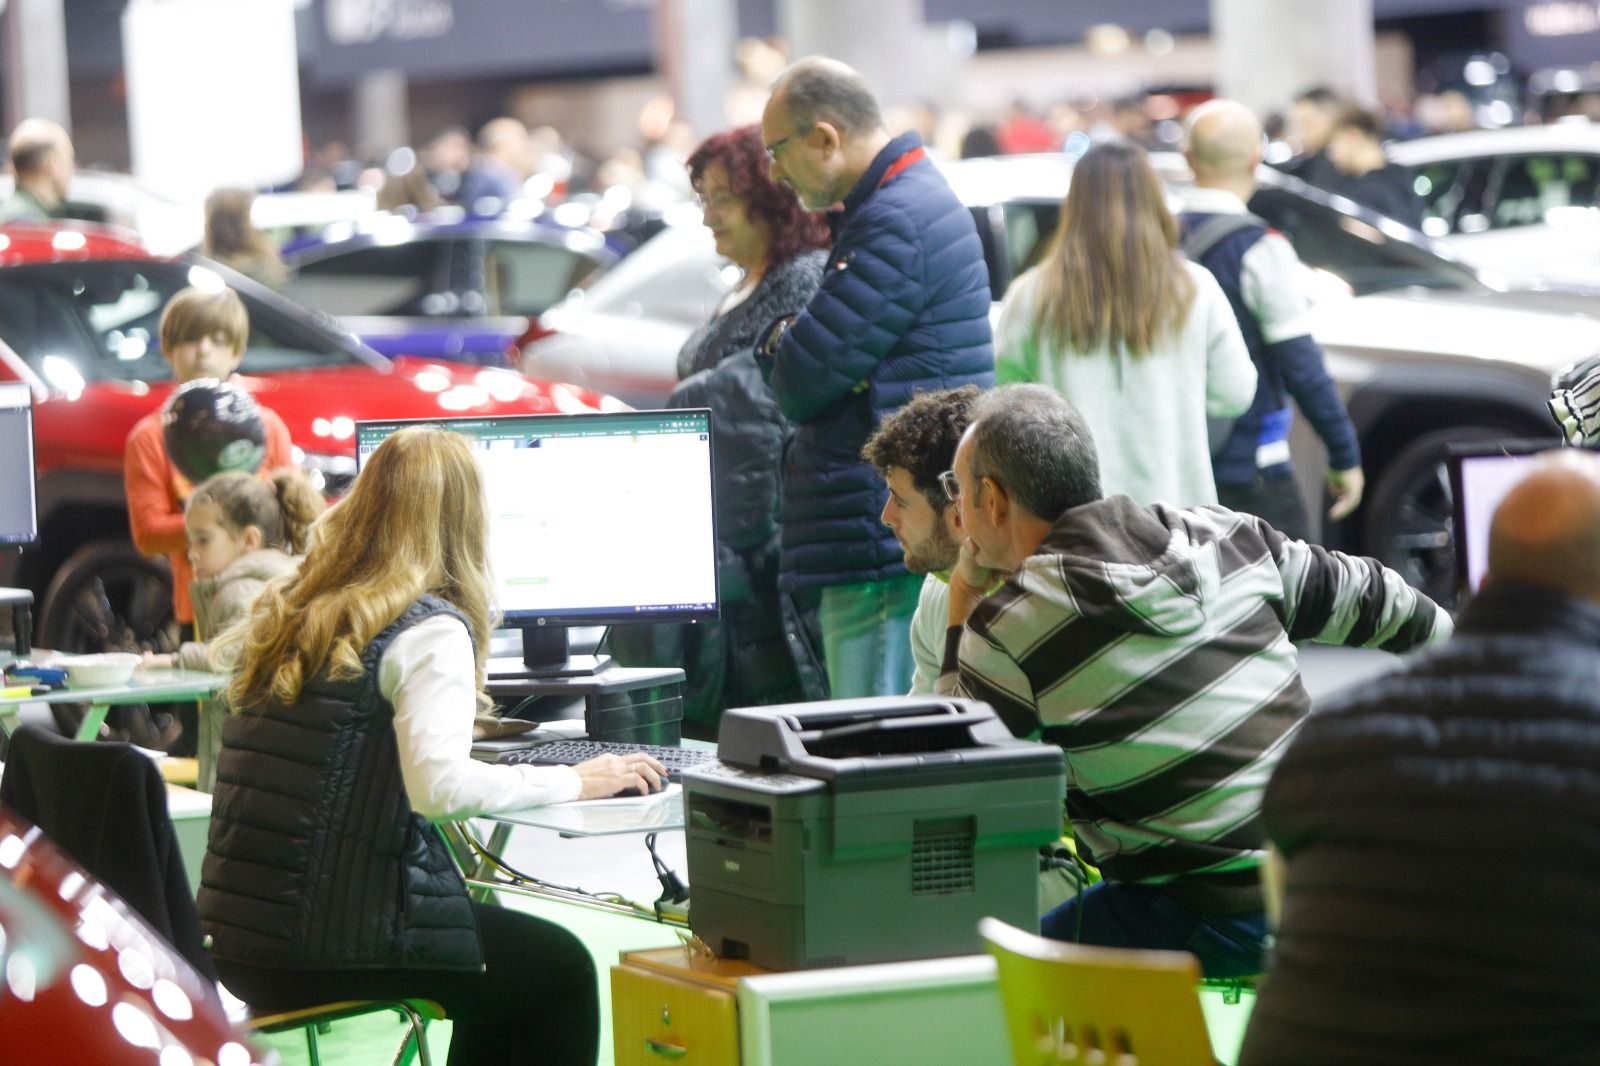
(656, 0), (738, 137)
(3, 0), (71, 134)
(776, 0), (932, 109)
(1211, 0), (1377, 116)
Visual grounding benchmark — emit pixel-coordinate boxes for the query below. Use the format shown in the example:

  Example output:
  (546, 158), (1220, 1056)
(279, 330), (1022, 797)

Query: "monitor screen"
(0, 382), (38, 548)
(354, 409), (718, 669)
(1448, 440), (1557, 598)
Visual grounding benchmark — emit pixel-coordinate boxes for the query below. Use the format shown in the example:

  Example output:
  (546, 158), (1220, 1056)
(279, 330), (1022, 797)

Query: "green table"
(0, 667), (229, 742)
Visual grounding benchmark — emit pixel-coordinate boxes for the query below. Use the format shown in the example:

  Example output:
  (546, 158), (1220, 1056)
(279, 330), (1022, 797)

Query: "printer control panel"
(681, 761), (826, 796)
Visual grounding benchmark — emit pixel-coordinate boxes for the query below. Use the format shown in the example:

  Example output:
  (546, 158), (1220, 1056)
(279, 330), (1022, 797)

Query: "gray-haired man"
(938, 383), (1451, 977)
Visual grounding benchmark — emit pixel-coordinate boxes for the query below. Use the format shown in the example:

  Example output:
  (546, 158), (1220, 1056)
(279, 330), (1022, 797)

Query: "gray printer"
(681, 696), (1065, 970)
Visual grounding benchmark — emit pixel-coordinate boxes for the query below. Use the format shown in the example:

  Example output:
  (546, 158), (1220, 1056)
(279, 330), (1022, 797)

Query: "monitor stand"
(489, 626), (612, 680)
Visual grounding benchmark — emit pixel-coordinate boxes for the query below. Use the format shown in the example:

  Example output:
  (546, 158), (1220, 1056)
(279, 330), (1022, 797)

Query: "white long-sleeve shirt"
(909, 573), (950, 696)
(379, 614), (581, 820)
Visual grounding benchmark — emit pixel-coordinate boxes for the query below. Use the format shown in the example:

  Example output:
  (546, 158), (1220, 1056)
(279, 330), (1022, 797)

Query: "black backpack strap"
(1180, 211), (1269, 261)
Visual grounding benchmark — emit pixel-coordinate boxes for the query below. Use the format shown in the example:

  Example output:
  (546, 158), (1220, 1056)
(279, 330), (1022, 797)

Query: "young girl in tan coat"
(145, 468), (324, 790)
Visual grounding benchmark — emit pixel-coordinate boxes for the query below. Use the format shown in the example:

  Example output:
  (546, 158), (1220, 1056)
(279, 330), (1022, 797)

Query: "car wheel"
(37, 542), (178, 655)
(1362, 426), (1515, 609)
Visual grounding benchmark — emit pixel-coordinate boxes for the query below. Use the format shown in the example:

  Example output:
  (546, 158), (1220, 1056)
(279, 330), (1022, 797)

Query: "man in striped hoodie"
(936, 384), (1451, 977)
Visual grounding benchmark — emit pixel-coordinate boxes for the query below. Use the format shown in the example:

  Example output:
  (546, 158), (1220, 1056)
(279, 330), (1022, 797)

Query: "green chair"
(248, 998), (444, 1066)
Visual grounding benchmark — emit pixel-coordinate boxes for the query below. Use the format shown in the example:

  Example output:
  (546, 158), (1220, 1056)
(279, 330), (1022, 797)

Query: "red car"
(0, 221), (621, 654)
(0, 807), (262, 1062)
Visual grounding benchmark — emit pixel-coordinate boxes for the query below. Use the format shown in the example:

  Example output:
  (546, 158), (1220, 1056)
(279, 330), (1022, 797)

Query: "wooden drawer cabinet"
(613, 946), (1014, 1066)
(612, 947), (767, 1066)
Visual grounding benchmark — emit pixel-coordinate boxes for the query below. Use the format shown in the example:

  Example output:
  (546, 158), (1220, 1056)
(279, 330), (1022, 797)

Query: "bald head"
(1486, 450), (1600, 601)
(769, 57), (885, 137)
(1184, 100), (1263, 186)
(8, 118), (73, 206)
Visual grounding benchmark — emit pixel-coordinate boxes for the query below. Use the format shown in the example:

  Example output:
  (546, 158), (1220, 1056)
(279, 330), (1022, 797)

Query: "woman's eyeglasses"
(693, 191), (740, 213)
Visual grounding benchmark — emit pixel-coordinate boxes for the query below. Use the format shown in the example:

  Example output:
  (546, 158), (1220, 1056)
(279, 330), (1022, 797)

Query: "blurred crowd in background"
(251, 37), (1597, 259)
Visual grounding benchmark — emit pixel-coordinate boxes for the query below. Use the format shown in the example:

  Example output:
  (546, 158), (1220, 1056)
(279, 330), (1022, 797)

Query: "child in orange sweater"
(124, 286), (294, 751)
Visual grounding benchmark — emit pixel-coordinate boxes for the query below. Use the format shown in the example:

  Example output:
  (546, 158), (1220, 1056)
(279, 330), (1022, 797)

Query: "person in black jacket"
(1315, 106), (1425, 229)
(198, 425), (664, 1066)
(1241, 449), (1600, 1065)
(612, 125), (832, 733)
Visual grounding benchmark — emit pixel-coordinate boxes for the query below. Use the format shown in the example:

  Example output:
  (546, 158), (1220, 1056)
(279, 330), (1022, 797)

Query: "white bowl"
(56, 653), (143, 688)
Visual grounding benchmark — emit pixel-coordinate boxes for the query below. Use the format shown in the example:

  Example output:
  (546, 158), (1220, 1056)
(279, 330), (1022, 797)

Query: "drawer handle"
(644, 1037), (689, 1059)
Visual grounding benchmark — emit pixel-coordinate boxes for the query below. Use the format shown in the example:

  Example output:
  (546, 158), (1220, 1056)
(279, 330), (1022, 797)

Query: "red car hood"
(28, 357), (621, 479)
(247, 357), (621, 453)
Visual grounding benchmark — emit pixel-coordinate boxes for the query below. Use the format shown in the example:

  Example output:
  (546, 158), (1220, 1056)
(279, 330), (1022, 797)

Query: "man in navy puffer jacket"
(756, 57), (993, 698)
(1241, 449), (1600, 1065)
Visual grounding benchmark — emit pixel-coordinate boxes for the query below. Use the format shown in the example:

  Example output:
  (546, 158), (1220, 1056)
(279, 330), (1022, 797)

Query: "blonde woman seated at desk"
(198, 425), (665, 1066)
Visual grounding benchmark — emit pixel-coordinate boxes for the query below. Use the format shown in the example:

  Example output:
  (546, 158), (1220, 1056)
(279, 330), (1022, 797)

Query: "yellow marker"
(1, 685), (48, 698)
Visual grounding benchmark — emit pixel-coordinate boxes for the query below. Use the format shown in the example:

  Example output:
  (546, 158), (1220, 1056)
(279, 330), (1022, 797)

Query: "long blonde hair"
(1030, 140), (1194, 356)
(226, 425), (496, 712)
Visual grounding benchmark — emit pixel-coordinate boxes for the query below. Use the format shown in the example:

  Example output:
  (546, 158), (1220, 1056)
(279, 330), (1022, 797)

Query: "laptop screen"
(1448, 440), (1560, 599)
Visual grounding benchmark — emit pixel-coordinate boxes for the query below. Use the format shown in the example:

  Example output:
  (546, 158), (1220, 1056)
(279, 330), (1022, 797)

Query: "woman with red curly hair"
(676, 125), (831, 378)
(613, 125), (832, 734)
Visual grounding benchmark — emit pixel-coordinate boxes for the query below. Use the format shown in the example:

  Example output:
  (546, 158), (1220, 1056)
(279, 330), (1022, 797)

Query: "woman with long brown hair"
(202, 187), (287, 291)
(995, 140), (1255, 506)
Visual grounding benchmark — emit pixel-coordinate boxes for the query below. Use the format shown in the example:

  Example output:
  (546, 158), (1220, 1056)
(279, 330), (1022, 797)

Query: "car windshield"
(986, 167), (1491, 300)
(0, 258), (374, 386)
(1245, 183), (1492, 296)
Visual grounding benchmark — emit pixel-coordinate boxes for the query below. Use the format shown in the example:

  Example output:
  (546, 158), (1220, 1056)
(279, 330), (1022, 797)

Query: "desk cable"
(645, 831), (689, 918)
(453, 819), (682, 924)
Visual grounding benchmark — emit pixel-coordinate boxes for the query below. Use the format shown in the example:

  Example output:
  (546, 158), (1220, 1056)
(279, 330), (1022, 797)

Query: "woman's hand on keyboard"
(572, 752), (668, 799)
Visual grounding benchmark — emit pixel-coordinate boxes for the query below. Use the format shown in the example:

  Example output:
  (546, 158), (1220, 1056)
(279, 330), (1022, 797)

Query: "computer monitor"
(1448, 439), (1558, 600)
(355, 409), (718, 676)
(0, 381), (38, 550)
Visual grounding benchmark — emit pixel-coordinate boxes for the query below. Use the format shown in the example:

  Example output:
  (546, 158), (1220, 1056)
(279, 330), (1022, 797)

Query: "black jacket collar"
(1456, 582), (1600, 646)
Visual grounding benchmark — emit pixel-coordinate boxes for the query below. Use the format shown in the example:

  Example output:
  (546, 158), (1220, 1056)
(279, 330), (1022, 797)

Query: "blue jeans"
(1040, 880), (1267, 979)
(818, 574), (923, 699)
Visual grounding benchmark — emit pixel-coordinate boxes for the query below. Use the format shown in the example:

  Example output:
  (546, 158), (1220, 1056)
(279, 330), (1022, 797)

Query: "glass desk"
(0, 667), (229, 742)
(449, 758), (706, 921)
(491, 784), (685, 837)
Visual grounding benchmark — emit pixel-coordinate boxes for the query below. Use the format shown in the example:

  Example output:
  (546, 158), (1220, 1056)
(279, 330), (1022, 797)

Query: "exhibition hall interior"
(3, 1), (1599, 1063)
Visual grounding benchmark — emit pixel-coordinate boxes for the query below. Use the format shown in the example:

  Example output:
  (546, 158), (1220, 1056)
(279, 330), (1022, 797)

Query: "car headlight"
(299, 451), (359, 498)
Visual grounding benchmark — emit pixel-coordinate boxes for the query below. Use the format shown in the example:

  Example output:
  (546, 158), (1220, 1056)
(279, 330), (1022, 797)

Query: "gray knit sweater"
(675, 250), (825, 380)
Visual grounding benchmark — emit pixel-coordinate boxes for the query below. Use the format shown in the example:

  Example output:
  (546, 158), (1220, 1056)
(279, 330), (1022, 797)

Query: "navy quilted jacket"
(759, 131), (994, 592)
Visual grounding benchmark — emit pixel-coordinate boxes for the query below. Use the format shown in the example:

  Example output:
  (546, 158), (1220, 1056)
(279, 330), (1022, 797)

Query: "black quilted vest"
(197, 596), (483, 971)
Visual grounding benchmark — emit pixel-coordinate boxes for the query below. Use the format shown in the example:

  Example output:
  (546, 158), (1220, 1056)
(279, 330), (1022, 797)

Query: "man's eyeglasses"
(764, 127), (810, 162)
(693, 190), (739, 213)
(938, 470), (962, 502)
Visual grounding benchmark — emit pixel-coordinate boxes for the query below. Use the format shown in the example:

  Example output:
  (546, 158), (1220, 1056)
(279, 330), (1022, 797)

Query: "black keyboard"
(499, 740), (716, 781)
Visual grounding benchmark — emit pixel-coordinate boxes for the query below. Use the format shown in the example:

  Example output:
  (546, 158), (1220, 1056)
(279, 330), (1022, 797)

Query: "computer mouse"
(613, 779), (668, 799)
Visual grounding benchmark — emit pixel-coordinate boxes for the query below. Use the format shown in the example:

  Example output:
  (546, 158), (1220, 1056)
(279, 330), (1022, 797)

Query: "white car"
(1387, 123), (1600, 289)
(518, 222), (739, 409)
(521, 154), (1600, 605)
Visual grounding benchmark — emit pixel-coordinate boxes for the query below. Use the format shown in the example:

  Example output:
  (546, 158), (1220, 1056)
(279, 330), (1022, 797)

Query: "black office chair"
(0, 725), (442, 1065)
(0, 723), (216, 982)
